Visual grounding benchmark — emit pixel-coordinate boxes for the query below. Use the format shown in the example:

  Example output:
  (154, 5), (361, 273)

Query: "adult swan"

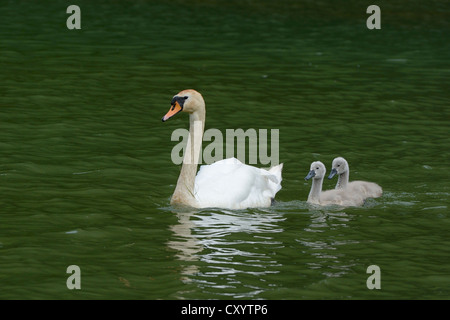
(161, 89), (283, 209)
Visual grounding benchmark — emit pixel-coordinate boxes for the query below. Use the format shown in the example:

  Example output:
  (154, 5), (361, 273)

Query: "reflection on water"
(166, 202), (367, 298)
(305, 210), (351, 232)
(167, 207), (285, 297)
(297, 209), (359, 279)
(168, 210), (204, 277)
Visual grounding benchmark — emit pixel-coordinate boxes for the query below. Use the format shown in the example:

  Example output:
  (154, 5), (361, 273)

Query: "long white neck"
(336, 168), (349, 189)
(308, 177), (323, 203)
(171, 110), (205, 206)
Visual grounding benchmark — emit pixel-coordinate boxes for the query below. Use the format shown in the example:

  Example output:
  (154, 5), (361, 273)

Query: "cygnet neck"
(336, 169), (349, 189)
(308, 176), (324, 203)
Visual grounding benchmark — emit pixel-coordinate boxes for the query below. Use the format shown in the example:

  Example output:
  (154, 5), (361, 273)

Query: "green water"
(0, 0), (449, 300)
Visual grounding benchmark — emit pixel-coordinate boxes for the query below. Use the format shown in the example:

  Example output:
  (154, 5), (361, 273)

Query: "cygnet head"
(305, 161), (326, 181)
(328, 157), (349, 179)
(162, 89), (205, 122)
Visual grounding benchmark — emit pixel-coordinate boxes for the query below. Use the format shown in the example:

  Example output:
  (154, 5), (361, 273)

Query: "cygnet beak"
(328, 168), (337, 179)
(305, 170), (316, 181)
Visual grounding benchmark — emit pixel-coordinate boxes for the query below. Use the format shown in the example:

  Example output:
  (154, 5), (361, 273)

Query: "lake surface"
(0, 0), (449, 299)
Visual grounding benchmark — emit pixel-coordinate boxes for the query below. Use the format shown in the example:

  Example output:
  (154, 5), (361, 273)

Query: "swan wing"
(194, 158), (283, 209)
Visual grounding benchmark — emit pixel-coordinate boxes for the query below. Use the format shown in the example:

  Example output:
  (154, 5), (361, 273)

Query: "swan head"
(328, 157), (348, 179)
(162, 89), (205, 122)
(305, 161), (326, 181)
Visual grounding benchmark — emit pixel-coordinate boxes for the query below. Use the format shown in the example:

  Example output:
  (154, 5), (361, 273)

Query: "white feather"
(194, 158), (283, 209)
(164, 89), (283, 210)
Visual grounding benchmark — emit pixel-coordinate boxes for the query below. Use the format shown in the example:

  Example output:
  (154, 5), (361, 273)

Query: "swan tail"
(268, 163), (283, 182)
(264, 163), (283, 195)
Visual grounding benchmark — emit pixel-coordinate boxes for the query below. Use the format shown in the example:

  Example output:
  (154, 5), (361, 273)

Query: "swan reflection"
(299, 209), (359, 278)
(166, 201), (364, 298)
(167, 207), (285, 296)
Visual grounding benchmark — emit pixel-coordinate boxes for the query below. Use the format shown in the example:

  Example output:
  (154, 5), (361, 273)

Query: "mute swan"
(328, 157), (382, 199)
(162, 89), (283, 209)
(304, 161), (365, 206)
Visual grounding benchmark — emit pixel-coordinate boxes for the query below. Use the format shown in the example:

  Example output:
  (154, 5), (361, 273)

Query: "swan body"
(162, 89), (283, 209)
(305, 161), (365, 207)
(195, 157), (283, 209)
(328, 157), (382, 199)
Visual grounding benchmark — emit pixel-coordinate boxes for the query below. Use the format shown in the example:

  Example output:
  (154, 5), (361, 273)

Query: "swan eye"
(183, 96), (188, 100)
(337, 164), (340, 167)
(316, 167), (319, 170)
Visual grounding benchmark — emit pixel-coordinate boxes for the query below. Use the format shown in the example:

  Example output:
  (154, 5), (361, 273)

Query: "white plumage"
(162, 89), (283, 209)
(195, 157), (283, 209)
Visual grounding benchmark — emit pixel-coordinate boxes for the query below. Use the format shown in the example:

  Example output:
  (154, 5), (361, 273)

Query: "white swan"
(304, 161), (365, 206)
(162, 89), (283, 209)
(328, 157), (382, 199)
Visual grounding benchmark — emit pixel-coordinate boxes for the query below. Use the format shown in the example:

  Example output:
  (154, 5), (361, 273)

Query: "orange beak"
(162, 101), (183, 122)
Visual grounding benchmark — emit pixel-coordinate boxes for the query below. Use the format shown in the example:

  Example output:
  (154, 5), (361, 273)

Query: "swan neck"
(171, 110), (205, 206)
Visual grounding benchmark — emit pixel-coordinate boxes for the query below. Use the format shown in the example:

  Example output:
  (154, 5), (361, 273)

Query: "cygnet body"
(305, 161), (365, 207)
(328, 157), (382, 199)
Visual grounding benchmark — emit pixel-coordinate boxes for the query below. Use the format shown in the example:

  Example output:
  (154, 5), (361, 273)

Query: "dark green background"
(0, 0), (449, 299)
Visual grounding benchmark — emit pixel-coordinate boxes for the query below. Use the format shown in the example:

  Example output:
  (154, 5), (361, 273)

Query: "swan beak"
(305, 170), (315, 181)
(162, 101), (183, 122)
(328, 168), (337, 179)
